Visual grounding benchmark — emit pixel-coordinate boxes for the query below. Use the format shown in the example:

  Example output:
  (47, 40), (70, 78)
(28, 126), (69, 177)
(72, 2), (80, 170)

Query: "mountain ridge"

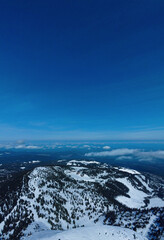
(0, 160), (163, 240)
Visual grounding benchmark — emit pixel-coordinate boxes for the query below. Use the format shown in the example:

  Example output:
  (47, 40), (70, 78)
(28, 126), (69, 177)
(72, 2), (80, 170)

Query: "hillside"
(28, 225), (147, 240)
(0, 160), (163, 239)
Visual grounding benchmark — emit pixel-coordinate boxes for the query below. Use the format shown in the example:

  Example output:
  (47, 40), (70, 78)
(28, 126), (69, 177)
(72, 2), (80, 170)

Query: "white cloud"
(102, 146), (111, 150)
(85, 148), (164, 162)
(6, 144), (42, 150)
(83, 145), (90, 148)
(85, 148), (137, 157)
(26, 145), (42, 149)
(15, 144), (26, 149)
(136, 150), (164, 161)
(116, 156), (133, 160)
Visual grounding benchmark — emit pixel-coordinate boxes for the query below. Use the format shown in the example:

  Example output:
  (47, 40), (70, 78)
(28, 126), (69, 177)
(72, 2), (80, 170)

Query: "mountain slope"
(0, 160), (163, 240)
(28, 225), (147, 240)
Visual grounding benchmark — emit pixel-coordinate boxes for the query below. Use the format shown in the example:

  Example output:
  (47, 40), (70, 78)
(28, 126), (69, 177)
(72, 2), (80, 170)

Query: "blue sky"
(0, 0), (164, 140)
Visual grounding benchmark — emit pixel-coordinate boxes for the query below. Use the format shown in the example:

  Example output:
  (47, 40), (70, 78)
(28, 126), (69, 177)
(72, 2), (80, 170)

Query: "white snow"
(116, 177), (148, 208)
(28, 160), (40, 164)
(64, 169), (96, 182)
(65, 166), (108, 184)
(27, 225), (147, 240)
(148, 197), (164, 208)
(57, 159), (66, 162)
(2, 162), (162, 240)
(135, 175), (152, 192)
(115, 167), (140, 175)
(67, 160), (100, 166)
(137, 214), (156, 237)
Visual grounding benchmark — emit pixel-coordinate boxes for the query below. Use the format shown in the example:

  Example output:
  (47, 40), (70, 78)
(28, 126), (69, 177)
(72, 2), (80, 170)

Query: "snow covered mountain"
(0, 160), (163, 240)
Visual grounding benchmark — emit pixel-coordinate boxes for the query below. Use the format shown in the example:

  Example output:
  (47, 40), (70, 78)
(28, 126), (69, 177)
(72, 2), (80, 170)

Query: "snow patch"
(148, 197), (164, 208)
(67, 160), (100, 166)
(27, 225), (147, 240)
(116, 177), (148, 208)
(29, 160), (40, 164)
(115, 167), (140, 175)
(20, 167), (25, 170)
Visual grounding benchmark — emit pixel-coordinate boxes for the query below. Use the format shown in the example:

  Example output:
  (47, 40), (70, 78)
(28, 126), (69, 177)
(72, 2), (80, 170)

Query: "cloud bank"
(136, 150), (164, 161)
(85, 148), (137, 157)
(85, 148), (164, 162)
(0, 144), (42, 150)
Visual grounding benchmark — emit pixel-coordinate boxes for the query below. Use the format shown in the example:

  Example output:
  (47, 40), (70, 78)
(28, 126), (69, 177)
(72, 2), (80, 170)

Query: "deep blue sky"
(0, 0), (164, 140)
